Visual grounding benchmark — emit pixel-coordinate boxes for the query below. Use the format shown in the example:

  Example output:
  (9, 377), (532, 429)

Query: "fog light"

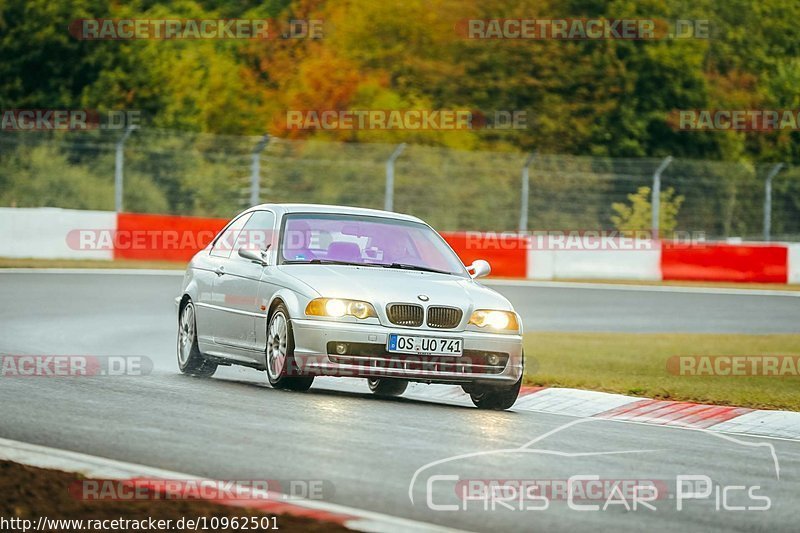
(335, 343), (348, 355)
(487, 353), (500, 366)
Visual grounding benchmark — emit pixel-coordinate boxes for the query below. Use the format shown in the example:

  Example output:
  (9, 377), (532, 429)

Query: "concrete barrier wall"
(527, 247), (662, 281)
(1, 207), (798, 284)
(788, 244), (800, 284)
(0, 207), (116, 260)
(661, 242), (788, 283)
(114, 212), (227, 262)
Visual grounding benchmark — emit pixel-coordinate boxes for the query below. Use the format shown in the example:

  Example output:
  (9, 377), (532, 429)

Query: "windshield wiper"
(285, 259), (381, 267)
(284, 258), (450, 274)
(383, 263), (451, 275)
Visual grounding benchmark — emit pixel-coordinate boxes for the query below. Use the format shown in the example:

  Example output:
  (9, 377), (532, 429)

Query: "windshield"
(279, 213), (467, 276)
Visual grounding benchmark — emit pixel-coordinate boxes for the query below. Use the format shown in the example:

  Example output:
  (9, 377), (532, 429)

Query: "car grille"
(426, 306), (463, 329)
(386, 303), (424, 327)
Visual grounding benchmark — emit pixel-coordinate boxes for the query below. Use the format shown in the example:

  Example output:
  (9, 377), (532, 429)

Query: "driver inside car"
(284, 219), (318, 261)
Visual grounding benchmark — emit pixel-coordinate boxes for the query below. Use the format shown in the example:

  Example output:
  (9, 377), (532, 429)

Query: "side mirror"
(238, 247), (268, 266)
(467, 259), (491, 279)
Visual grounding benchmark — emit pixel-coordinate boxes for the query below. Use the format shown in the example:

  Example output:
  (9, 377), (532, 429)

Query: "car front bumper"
(290, 318), (524, 386)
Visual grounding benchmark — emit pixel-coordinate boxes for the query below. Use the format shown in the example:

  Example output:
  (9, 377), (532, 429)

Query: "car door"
(194, 212), (252, 347)
(210, 210), (277, 356)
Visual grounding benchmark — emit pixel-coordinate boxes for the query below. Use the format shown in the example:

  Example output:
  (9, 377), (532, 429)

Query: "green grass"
(523, 332), (800, 411)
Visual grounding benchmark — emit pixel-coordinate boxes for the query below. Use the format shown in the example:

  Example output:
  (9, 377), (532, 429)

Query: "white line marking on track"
(482, 278), (800, 297)
(0, 437), (468, 533)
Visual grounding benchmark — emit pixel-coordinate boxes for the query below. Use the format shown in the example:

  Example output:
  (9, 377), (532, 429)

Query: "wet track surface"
(1, 271), (799, 532)
(486, 280), (800, 334)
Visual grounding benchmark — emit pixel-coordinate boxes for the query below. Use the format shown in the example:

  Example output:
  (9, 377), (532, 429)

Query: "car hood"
(277, 264), (513, 312)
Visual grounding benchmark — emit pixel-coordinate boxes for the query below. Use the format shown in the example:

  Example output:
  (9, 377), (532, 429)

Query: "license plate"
(387, 334), (463, 356)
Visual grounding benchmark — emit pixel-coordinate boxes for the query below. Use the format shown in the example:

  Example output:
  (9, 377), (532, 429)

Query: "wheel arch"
(266, 289), (306, 321)
(178, 294), (192, 319)
(256, 290), (304, 365)
(178, 276), (201, 322)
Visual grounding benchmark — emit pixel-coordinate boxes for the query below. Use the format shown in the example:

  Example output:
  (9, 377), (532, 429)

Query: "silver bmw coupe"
(176, 204), (524, 409)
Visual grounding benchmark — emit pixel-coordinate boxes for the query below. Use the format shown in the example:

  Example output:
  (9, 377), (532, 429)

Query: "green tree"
(611, 186), (684, 237)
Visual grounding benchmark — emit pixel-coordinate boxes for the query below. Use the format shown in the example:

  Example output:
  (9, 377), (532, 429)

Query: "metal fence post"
(519, 152), (537, 232)
(384, 143), (406, 212)
(250, 134), (270, 206)
(651, 156), (673, 238)
(763, 163), (784, 242)
(114, 125), (137, 213)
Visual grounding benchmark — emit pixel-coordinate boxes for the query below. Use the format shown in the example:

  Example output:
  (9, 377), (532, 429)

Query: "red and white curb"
(319, 379), (800, 441)
(513, 388), (800, 440)
(0, 437), (466, 533)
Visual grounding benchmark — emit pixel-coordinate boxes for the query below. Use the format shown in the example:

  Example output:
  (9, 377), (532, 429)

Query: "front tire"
(266, 303), (314, 391)
(367, 378), (408, 397)
(177, 301), (217, 377)
(469, 375), (521, 410)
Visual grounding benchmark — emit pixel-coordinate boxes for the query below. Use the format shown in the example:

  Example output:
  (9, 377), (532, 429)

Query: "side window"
(210, 213), (252, 258)
(236, 210), (276, 255)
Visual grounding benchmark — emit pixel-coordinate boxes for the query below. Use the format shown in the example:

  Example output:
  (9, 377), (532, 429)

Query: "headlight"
(305, 298), (377, 319)
(469, 309), (519, 332)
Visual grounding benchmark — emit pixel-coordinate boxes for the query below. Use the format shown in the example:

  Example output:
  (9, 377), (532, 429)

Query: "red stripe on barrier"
(114, 212), (227, 262)
(661, 242), (788, 283)
(596, 399), (753, 429)
(441, 232), (527, 278)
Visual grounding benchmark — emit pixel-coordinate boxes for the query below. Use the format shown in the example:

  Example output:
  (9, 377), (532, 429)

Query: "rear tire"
(177, 301), (217, 378)
(367, 378), (408, 397)
(266, 303), (314, 391)
(469, 375), (521, 410)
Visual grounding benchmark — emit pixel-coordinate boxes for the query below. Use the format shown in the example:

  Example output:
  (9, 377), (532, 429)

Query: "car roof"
(246, 203), (425, 224)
